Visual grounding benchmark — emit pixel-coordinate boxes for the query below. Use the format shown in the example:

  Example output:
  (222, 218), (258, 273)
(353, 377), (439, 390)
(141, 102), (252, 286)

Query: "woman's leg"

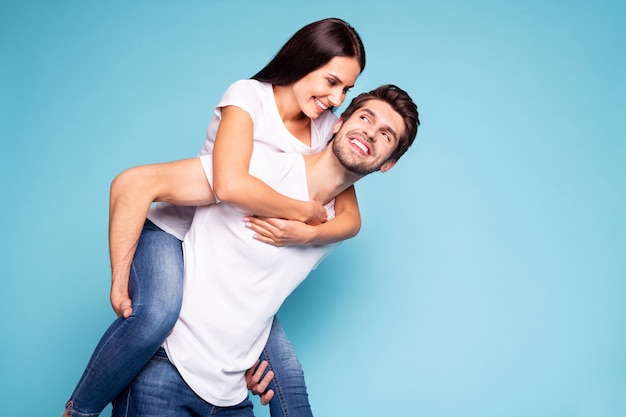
(261, 316), (313, 417)
(65, 220), (184, 417)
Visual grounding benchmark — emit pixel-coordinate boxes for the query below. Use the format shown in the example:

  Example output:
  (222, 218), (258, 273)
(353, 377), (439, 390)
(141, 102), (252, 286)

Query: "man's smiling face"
(331, 99), (405, 176)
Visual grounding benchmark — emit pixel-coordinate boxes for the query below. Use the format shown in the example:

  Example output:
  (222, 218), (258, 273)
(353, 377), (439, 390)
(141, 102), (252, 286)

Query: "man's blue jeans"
(65, 220), (313, 417)
(112, 348), (254, 417)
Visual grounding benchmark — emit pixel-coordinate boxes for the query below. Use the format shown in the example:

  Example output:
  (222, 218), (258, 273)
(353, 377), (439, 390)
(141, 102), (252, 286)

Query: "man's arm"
(245, 360), (275, 405)
(109, 158), (216, 317)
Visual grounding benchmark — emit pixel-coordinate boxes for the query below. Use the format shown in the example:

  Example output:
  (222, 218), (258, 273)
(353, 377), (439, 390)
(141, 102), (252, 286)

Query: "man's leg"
(113, 348), (255, 417)
(65, 220), (184, 417)
(261, 316), (313, 417)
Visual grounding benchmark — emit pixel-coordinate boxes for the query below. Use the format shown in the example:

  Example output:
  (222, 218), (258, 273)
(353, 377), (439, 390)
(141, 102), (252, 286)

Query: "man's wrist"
(111, 270), (131, 291)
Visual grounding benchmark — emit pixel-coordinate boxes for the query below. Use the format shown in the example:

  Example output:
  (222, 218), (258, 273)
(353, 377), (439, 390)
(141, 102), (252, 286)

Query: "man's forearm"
(107, 159), (217, 313)
(108, 168), (154, 311)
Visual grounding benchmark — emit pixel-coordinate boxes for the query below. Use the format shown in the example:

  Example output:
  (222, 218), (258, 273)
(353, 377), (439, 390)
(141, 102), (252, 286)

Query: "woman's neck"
(273, 85), (311, 146)
(273, 85), (304, 122)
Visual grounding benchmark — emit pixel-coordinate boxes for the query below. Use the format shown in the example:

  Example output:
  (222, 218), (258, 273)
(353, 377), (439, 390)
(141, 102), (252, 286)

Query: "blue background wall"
(2, 1), (624, 416)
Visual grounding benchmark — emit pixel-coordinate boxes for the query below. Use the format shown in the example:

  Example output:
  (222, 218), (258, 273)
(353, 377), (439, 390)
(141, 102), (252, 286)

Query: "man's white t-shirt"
(163, 150), (339, 406)
(147, 79), (337, 239)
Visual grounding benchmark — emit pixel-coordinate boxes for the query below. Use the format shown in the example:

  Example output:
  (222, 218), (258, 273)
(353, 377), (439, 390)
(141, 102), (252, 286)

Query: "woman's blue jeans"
(65, 220), (313, 417)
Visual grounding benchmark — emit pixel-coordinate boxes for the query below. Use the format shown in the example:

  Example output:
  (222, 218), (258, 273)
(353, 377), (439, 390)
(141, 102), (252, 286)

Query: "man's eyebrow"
(328, 73), (354, 89)
(361, 108), (398, 140)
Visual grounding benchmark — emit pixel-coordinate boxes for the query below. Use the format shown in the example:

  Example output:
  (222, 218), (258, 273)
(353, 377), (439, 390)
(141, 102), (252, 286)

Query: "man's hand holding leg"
(246, 360), (275, 405)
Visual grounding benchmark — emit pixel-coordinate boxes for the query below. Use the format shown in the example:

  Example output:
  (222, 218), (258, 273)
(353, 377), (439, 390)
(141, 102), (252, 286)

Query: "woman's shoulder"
(313, 110), (339, 131)
(225, 79), (271, 96)
(218, 79), (274, 114)
(310, 110), (339, 151)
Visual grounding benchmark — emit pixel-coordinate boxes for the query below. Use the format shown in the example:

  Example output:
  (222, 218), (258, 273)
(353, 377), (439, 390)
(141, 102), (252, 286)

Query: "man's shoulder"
(250, 150), (304, 174)
(249, 151), (307, 199)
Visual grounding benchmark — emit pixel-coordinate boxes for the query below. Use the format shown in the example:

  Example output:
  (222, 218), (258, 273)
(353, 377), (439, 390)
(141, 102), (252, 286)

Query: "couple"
(63, 18), (419, 417)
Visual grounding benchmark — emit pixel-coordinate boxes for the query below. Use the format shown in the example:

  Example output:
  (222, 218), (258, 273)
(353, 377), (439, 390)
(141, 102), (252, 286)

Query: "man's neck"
(303, 149), (362, 204)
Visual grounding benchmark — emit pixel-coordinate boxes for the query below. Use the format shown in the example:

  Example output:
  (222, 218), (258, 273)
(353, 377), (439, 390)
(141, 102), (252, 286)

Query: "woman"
(64, 18), (365, 417)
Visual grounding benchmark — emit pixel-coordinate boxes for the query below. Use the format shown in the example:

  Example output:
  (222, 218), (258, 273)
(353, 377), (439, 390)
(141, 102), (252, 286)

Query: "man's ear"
(379, 159), (397, 173)
(332, 118), (344, 134)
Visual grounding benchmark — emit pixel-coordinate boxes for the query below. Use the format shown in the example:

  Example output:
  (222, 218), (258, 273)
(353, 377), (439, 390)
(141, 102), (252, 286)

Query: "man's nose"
(363, 128), (376, 142)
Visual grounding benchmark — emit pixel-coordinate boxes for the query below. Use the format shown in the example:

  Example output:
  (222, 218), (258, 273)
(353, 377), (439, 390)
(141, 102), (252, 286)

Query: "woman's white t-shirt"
(147, 79), (338, 239)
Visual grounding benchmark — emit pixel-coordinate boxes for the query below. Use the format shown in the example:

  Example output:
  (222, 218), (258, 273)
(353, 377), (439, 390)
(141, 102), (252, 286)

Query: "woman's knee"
(130, 293), (182, 339)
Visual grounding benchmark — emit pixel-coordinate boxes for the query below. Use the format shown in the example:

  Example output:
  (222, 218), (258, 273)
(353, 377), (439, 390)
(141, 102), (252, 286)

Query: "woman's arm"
(212, 106), (327, 225)
(109, 158), (215, 318)
(244, 185), (361, 246)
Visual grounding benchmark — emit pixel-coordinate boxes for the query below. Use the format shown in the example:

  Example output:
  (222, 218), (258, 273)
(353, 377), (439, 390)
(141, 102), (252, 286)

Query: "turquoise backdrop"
(2, 1), (625, 416)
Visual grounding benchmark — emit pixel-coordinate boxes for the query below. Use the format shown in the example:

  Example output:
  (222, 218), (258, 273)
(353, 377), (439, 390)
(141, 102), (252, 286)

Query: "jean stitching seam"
(263, 345), (290, 417)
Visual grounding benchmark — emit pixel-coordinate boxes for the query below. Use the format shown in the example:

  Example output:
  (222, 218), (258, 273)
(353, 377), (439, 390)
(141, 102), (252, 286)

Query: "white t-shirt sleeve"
(213, 80), (263, 123)
(198, 151), (267, 205)
(198, 154), (216, 201)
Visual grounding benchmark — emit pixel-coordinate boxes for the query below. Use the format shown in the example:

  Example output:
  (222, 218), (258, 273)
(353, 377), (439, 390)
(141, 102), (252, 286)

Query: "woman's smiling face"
(291, 56), (361, 119)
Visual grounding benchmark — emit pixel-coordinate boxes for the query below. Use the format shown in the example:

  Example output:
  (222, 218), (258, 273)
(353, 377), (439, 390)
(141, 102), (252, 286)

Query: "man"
(112, 85), (420, 416)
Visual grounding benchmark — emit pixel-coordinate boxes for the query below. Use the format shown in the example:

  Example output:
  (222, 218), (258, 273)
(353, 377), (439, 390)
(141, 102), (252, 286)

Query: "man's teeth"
(350, 139), (369, 154)
(315, 98), (328, 110)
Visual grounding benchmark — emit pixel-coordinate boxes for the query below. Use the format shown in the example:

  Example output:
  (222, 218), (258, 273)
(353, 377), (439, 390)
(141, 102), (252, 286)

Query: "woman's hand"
(244, 216), (315, 247)
(303, 200), (328, 225)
